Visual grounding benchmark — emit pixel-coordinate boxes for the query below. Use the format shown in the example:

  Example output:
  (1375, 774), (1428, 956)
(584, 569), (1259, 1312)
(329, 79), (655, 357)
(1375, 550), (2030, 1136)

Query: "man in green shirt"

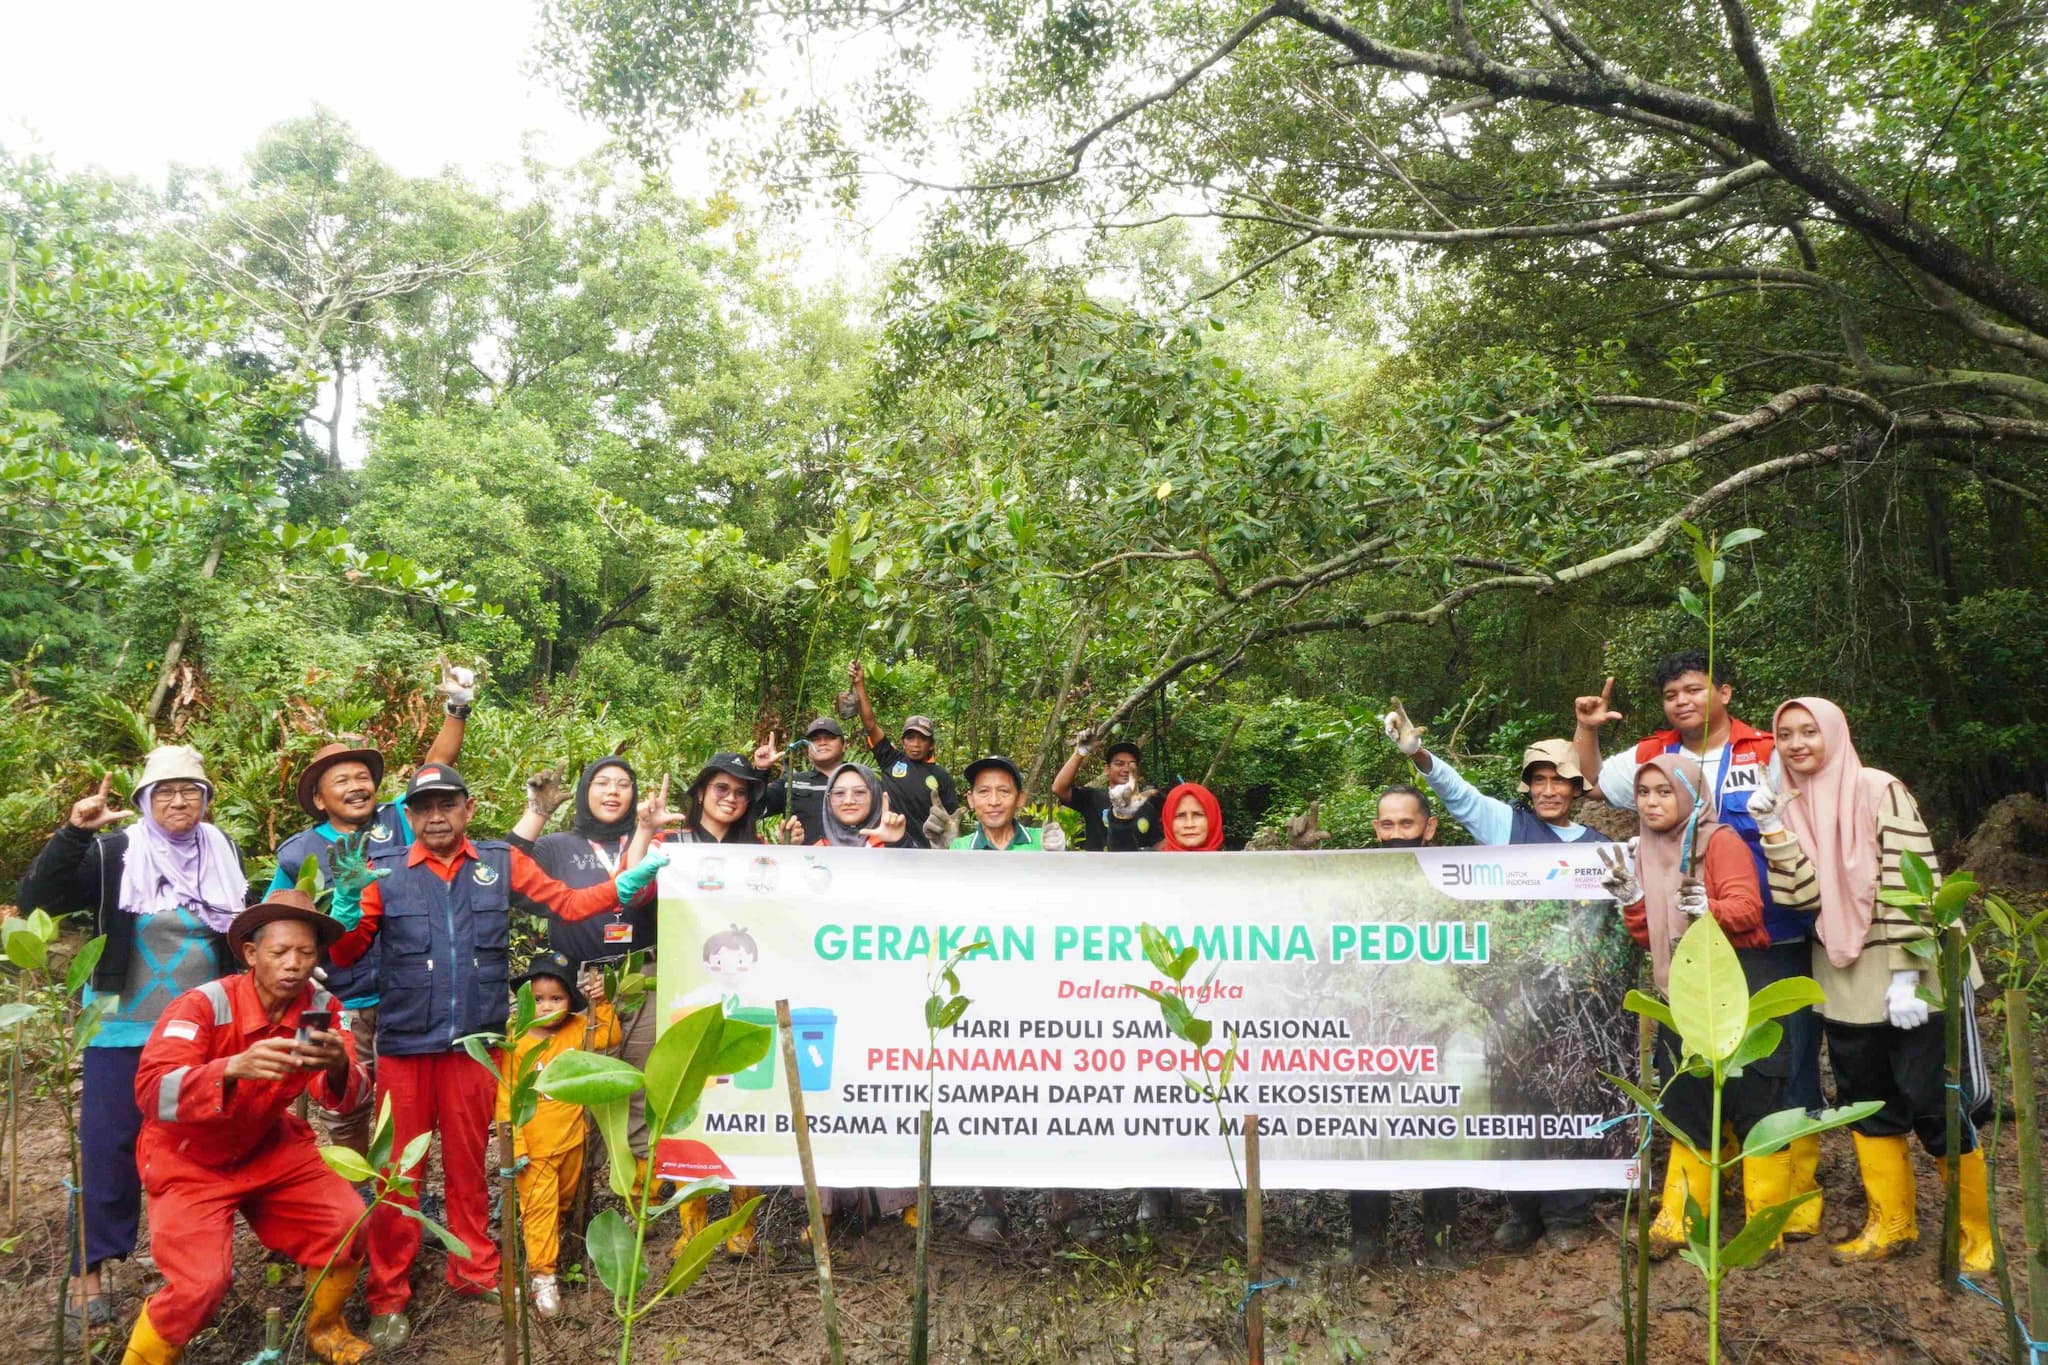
(950, 756), (1044, 852)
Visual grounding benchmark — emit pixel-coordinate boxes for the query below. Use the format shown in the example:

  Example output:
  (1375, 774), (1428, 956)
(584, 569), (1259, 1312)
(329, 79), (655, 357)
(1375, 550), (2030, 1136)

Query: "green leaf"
(296, 854), (324, 896)
(399, 1204), (471, 1260)
(459, 1034), (505, 1084)
(657, 1195), (763, 1302)
(1667, 915), (1748, 1063)
(538, 1050), (646, 1107)
(62, 936), (106, 995)
(1138, 922), (1179, 980)
(320, 1145), (377, 1184)
(703, 1016), (773, 1082)
(1718, 1191), (1814, 1267)
(1677, 584), (1705, 620)
(1622, 989), (1676, 1031)
(1932, 876), (1976, 917)
(1604, 1072), (1705, 1154)
(936, 996), (970, 1029)
(923, 995), (945, 1030)
(74, 997), (107, 1049)
(1744, 977), (1823, 1028)
(1724, 1020), (1782, 1077)
(1217, 1039), (1238, 1091)
(1718, 527), (1764, 551)
(510, 982), (537, 1039)
(586, 1208), (641, 1300)
(1168, 945), (1199, 981)
(1740, 1103), (1886, 1158)
(369, 1094), (395, 1172)
(827, 526), (852, 581)
(6, 933), (47, 972)
(1183, 1014), (1212, 1049)
(1899, 850), (1934, 899)
(0, 1002), (41, 1029)
(593, 1098), (635, 1202)
(1877, 888), (1926, 909)
(398, 1130), (433, 1177)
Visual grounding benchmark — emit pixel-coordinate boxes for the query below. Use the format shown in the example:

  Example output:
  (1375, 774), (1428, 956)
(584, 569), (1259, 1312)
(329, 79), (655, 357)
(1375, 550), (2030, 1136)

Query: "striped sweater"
(1762, 780), (1939, 1025)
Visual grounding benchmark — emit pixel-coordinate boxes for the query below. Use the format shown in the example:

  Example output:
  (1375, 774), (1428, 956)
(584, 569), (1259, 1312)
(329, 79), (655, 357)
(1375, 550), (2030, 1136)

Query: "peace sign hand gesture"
(753, 732), (785, 772)
(863, 793), (907, 845)
(637, 776), (685, 836)
(1575, 677), (1625, 732)
(68, 776), (136, 833)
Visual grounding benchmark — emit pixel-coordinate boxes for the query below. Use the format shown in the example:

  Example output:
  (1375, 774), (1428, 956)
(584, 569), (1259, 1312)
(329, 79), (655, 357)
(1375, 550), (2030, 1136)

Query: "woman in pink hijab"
(1755, 697), (1995, 1272)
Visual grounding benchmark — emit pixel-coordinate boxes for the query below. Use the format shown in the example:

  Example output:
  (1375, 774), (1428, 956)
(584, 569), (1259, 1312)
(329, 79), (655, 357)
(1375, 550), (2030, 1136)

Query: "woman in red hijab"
(1160, 782), (1226, 853)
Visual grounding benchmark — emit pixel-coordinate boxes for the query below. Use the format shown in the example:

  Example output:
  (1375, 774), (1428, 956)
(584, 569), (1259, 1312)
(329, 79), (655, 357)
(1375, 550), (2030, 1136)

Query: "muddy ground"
(1, 1078), (2036, 1365)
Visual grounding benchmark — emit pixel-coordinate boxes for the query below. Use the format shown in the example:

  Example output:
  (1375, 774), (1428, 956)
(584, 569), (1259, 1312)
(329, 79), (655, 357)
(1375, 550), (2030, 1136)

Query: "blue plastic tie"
(239, 1350), (283, 1365)
(1956, 1275), (2048, 1361)
(1592, 1109), (1648, 1136)
(499, 1156), (529, 1178)
(1237, 1276), (1293, 1316)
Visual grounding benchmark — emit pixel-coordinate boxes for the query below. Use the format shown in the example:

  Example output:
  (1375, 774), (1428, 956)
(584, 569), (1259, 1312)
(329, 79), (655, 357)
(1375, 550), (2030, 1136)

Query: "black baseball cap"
(963, 755), (1023, 789)
(902, 715), (937, 739)
(513, 951), (588, 1015)
(695, 752), (764, 787)
(1105, 741), (1141, 762)
(805, 717), (844, 739)
(406, 762), (469, 798)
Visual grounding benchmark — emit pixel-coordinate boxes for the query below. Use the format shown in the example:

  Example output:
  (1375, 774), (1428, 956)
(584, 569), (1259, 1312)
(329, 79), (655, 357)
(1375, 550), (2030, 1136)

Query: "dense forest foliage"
(4, 0), (2046, 883)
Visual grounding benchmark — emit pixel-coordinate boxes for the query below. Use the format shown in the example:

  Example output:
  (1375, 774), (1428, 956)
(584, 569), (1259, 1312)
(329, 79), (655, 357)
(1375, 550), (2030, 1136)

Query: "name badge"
(604, 921), (634, 943)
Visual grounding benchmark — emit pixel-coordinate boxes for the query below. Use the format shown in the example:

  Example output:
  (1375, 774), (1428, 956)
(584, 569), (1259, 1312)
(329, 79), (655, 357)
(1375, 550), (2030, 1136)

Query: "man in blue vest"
(325, 763), (667, 1349)
(1382, 706), (1614, 1253)
(268, 662), (475, 1155)
(1571, 650), (1823, 1238)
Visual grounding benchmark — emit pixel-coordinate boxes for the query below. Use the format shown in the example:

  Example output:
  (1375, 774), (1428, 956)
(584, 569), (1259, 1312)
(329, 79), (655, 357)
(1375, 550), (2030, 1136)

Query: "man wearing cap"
(267, 661), (477, 1154)
(1052, 734), (1165, 852)
(1381, 706), (1613, 1254)
(750, 717), (846, 842)
(948, 756), (1044, 852)
(323, 762), (669, 1347)
(846, 662), (958, 849)
(118, 890), (371, 1365)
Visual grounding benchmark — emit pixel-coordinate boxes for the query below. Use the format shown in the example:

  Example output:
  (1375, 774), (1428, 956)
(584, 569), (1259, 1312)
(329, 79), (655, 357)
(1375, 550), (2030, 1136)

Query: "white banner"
(654, 843), (1639, 1191)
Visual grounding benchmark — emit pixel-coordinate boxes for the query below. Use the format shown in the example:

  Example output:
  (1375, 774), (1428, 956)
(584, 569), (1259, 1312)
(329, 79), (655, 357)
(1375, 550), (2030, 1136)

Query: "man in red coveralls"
(325, 762), (669, 1348)
(120, 890), (372, 1365)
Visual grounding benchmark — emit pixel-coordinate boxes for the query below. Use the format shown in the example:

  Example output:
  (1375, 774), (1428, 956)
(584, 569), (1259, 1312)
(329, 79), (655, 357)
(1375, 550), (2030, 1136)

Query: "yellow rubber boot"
(1832, 1132), (1918, 1264)
(1958, 1148), (1995, 1275)
(724, 1185), (763, 1256)
(1782, 1135), (1823, 1240)
(668, 1194), (711, 1259)
(119, 1305), (182, 1365)
(1740, 1152), (1795, 1259)
(1647, 1142), (1714, 1259)
(305, 1262), (374, 1365)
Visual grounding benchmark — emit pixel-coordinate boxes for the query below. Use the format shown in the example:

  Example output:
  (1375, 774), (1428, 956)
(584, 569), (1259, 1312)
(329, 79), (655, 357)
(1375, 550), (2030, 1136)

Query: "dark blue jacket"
(368, 841), (514, 1056)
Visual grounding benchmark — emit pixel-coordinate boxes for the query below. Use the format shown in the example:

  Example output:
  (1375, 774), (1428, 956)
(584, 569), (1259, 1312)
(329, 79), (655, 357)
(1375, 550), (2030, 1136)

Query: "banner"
(653, 844), (1641, 1191)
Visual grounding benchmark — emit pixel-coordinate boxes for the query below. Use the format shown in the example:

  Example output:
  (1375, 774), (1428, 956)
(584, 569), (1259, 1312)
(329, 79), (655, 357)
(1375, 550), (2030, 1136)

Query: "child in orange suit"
(497, 952), (618, 1318)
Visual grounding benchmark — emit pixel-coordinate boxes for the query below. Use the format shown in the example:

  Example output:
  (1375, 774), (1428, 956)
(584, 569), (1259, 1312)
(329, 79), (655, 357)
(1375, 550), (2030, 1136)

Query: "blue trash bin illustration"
(789, 1007), (838, 1092)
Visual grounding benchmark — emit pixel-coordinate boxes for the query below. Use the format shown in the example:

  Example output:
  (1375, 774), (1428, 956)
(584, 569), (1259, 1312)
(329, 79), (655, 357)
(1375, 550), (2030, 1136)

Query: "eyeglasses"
(154, 783), (207, 804)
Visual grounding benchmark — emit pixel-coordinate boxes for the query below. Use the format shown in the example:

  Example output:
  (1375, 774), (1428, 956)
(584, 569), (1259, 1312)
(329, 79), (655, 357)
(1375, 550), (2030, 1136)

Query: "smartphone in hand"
(296, 1009), (335, 1049)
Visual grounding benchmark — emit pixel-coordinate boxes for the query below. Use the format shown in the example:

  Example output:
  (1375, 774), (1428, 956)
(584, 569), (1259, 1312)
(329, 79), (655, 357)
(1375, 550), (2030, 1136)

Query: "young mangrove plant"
(1606, 914), (1880, 1365)
(911, 936), (987, 1365)
(533, 1002), (770, 1365)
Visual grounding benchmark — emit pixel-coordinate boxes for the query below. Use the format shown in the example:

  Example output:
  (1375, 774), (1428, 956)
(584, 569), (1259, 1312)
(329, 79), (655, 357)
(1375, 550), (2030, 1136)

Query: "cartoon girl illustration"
(675, 923), (760, 1019)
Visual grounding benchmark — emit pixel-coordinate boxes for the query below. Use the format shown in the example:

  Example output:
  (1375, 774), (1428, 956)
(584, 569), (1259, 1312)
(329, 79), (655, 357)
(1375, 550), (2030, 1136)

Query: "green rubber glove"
(614, 849), (670, 905)
(327, 832), (390, 930)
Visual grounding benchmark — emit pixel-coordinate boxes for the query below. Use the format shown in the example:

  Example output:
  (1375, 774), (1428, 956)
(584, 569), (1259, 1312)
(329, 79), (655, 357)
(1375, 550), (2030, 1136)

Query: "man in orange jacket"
(120, 890), (372, 1365)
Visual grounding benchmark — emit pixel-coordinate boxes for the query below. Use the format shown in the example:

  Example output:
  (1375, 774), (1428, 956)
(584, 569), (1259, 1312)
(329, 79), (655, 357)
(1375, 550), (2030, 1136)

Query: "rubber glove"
(437, 661), (477, 715)
(1676, 876), (1710, 919)
(923, 799), (959, 849)
(327, 834), (389, 929)
(1380, 701), (1426, 756)
(615, 849), (670, 905)
(1597, 843), (1642, 905)
(1746, 773), (1784, 837)
(1886, 970), (1931, 1030)
(1041, 819), (1067, 852)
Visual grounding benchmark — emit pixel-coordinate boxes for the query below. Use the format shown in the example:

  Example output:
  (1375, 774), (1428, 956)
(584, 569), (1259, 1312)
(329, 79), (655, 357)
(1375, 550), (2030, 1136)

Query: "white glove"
(1597, 844), (1642, 906)
(1380, 702), (1425, 756)
(1886, 970), (1931, 1030)
(438, 661), (477, 713)
(1073, 727), (1096, 757)
(1676, 876), (1709, 919)
(1746, 772), (1784, 836)
(922, 800), (959, 848)
(1040, 820), (1067, 852)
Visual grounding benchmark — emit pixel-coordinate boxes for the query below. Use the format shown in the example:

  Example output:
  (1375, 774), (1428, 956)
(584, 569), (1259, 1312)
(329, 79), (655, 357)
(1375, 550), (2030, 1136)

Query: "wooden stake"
(778, 999), (845, 1365)
(1245, 1112), (1264, 1365)
(910, 1108), (933, 1365)
(264, 1306), (282, 1357)
(495, 1120), (522, 1365)
(2006, 985), (2048, 1338)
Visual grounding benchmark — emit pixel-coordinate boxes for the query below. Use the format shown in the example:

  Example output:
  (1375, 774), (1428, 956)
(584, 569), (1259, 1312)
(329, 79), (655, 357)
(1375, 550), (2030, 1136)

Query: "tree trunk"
(144, 534), (226, 722)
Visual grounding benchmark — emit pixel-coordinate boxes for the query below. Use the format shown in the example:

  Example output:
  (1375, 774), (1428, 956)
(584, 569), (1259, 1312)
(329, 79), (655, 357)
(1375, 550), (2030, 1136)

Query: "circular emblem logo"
(471, 862), (500, 886)
(745, 857), (778, 893)
(696, 857), (727, 892)
(1137, 819), (1151, 834)
(891, 761), (909, 778)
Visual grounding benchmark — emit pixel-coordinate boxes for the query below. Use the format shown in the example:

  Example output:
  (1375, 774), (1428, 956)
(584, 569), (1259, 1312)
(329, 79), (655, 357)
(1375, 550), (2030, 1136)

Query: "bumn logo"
(1437, 862), (1505, 889)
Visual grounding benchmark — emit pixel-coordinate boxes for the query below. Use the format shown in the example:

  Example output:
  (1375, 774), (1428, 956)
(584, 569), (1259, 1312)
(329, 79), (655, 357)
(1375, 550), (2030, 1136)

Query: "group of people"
(10, 650), (2002, 1363)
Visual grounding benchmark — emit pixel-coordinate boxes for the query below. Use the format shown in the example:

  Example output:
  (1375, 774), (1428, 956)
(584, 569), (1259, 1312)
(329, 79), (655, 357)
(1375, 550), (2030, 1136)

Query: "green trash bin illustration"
(731, 1005), (778, 1090)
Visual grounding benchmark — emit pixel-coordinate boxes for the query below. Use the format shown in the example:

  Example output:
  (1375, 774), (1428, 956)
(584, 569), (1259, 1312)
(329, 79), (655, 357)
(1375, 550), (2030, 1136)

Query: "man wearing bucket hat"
(118, 889), (371, 1365)
(750, 717), (847, 842)
(1381, 704), (1614, 1255)
(266, 662), (478, 1155)
(16, 746), (246, 1331)
(322, 762), (670, 1347)
(845, 661), (959, 849)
